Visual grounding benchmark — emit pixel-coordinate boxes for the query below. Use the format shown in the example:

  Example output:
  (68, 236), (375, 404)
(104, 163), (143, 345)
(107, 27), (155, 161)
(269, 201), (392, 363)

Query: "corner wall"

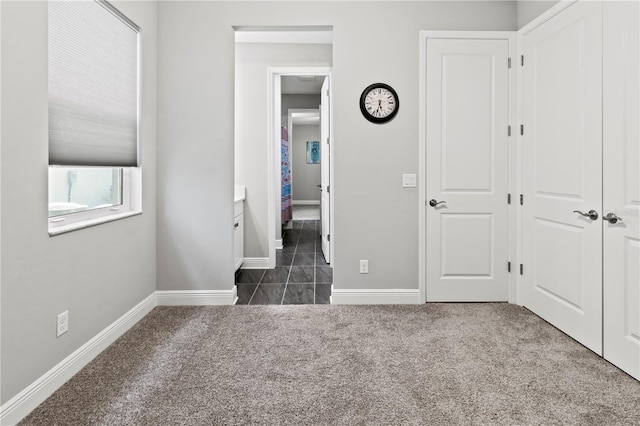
(0, 0), (157, 405)
(517, 0), (561, 28)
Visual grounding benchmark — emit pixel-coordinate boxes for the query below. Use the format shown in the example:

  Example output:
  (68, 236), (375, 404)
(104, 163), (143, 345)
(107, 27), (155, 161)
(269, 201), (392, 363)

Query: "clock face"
(359, 83), (399, 124)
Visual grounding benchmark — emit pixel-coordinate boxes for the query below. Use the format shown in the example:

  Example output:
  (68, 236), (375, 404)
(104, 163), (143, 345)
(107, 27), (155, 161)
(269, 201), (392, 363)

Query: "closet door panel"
(603, 0), (640, 380)
(521, 0), (603, 354)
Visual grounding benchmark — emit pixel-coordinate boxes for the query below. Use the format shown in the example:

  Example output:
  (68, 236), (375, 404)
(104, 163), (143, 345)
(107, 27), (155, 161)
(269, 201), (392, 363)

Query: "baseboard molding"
(241, 257), (270, 269)
(275, 239), (283, 250)
(292, 200), (320, 205)
(331, 288), (422, 305)
(0, 293), (157, 426)
(156, 288), (237, 306)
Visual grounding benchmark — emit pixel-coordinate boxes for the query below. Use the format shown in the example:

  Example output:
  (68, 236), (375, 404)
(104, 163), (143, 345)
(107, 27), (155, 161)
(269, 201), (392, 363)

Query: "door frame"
(267, 67), (333, 268)
(418, 31), (518, 304)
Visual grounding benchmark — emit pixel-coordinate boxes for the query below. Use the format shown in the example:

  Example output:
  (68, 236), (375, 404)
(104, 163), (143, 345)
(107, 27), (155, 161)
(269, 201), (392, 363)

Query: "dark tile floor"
(235, 220), (332, 305)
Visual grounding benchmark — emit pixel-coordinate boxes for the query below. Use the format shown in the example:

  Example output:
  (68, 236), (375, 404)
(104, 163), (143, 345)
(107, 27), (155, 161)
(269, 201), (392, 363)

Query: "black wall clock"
(359, 83), (399, 124)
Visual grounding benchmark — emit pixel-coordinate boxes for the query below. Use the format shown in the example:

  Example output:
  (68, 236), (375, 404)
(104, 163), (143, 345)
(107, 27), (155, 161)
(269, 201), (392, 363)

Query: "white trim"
(234, 27), (333, 45)
(156, 289), (237, 306)
(240, 257), (270, 269)
(0, 293), (157, 426)
(418, 30), (517, 304)
(268, 67), (332, 271)
(292, 200), (320, 206)
(331, 289), (422, 305)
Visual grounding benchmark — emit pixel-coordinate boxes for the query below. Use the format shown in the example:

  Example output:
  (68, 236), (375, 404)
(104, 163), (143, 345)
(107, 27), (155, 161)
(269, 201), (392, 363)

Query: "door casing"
(267, 67), (333, 269)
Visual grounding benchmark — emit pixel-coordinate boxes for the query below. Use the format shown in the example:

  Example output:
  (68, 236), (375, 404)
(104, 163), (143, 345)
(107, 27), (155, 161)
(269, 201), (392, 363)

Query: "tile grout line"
(281, 221), (302, 305)
(247, 269), (267, 305)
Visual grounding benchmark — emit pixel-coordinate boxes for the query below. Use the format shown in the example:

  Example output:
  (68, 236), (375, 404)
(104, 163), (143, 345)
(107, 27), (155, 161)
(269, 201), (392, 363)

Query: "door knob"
(429, 199), (447, 207)
(573, 210), (599, 220)
(603, 212), (623, 224)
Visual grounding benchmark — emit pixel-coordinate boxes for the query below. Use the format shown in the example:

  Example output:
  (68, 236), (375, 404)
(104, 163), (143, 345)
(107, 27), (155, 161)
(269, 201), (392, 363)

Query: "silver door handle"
(429, 199), (447, 207)
(573, 210), (598, 220)
(603, 212), (623, 224)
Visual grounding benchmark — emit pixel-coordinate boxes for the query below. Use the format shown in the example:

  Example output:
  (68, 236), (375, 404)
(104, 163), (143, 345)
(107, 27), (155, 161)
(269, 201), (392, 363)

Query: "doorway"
(270, 68), (333, 268)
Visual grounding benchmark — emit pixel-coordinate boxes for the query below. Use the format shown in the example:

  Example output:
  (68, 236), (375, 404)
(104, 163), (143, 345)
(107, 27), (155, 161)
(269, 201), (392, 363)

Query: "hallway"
(235, 219), (332, 305)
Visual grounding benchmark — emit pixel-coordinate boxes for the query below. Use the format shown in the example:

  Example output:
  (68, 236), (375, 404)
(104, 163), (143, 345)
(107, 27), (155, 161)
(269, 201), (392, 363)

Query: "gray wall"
(282, 94), (322, 127)
(158, 1), (516, 293)
(234, 43), (332, 259)
(291, 124), (321, 202)
(0, 0), (157, 405)
(517, 0), (560, 28)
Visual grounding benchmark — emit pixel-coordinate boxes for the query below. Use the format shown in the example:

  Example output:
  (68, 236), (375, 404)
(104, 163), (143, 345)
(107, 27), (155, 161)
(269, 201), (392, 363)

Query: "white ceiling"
(281, 76), (325, 95)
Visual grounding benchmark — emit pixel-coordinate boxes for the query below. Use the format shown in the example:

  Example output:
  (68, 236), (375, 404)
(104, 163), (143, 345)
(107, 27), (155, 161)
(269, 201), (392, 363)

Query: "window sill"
(48, 210), (142, 237)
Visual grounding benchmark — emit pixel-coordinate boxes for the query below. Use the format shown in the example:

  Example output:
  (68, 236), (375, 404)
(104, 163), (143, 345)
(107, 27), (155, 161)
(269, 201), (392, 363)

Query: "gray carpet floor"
(19, 304), (640, 425)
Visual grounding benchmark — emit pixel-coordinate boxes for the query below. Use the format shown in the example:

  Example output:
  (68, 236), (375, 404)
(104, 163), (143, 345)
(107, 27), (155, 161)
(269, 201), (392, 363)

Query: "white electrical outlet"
(360, 259), (369, 274)
(57, 311), (69, 337)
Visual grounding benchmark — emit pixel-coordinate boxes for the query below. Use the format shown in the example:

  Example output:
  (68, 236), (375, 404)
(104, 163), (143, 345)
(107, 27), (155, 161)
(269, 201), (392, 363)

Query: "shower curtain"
(281, 127), (292, 224)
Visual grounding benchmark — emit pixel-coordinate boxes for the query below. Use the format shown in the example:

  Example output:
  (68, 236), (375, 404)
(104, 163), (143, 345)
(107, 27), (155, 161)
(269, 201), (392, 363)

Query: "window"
(48, 167), (123, 218)
(48, 0), (141, 234)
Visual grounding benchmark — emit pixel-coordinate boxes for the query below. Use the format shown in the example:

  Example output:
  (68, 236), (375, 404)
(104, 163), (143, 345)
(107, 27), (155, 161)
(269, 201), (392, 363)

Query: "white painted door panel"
(320, 77), (330, 263)
(426, 39), (510, 301)
(603, 0), (640, 380)
(522, 1), (603, 354)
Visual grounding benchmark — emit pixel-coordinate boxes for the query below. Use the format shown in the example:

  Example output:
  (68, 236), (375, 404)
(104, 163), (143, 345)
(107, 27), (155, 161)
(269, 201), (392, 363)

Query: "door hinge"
(520, 194), (524, 205)
(508, 57), (512, 69)
(520, 124), (524, 136)
(327, 185), (330, 193)
(508, 261), (511, 273)
(326, 137), (330, 144)
(520, 264), (524, 275)
(508, 125), (511, 137)
(327, 234), (330, 242)
(521, 55), (524, 66)
(508, 193), (511, 205)
(326, 89), (330, 97)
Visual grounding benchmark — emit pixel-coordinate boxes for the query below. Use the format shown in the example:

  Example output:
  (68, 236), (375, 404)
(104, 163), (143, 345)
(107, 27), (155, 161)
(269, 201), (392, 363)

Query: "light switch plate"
(402, 173), (417, 188)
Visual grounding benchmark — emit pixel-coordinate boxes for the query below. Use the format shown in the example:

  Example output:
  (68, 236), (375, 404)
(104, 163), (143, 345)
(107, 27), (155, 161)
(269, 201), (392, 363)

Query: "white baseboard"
(241, 257), (270, 269)
(275, 239), (283, 250)
(331, 288), (422, 305)
(0, 293), (157, 426)
(156, 288), (237, 306)
(292, 200), (320, 205)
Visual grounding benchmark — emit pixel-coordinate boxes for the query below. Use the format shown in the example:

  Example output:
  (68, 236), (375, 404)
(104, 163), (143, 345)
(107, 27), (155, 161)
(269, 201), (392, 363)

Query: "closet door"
(603, 0), (640, 380)
(521, 0), (603, 354)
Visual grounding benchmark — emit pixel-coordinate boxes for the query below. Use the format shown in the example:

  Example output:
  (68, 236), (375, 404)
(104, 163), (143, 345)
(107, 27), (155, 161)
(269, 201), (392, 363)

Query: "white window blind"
(48, 0), (140, 167)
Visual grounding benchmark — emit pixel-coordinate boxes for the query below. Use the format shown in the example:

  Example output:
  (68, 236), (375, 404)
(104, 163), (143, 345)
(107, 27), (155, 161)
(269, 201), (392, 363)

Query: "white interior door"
(426, 38), (510, 301)
(320, 76), (331, 263)
(521, 0), (603, 355)
(603, 0), (640, 380)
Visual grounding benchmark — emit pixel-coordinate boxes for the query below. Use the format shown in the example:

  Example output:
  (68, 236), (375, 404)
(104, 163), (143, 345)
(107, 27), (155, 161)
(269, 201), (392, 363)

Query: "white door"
(521, 1), (603, 355)
(320, 77), (331, 263)
(603, 0), (640, 380)
(426, 38), (510, 301)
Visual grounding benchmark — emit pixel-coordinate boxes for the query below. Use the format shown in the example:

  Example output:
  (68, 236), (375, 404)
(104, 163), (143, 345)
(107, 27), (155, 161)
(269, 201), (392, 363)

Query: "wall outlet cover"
(359, 259), (369, 274)
(57, 311), (69, 337)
